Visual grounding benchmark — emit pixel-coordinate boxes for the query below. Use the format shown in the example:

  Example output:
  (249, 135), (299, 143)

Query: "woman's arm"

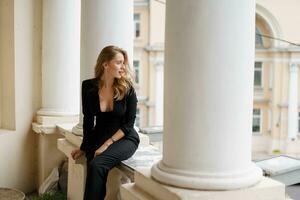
(72, 80), (95, 160)
(80, 80), (95, 152)
(94, 129), (124, 157)
(119, 87), (138, 137)
(94, 87), (137, 157)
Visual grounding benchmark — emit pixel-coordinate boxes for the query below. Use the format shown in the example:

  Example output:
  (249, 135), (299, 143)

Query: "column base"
(120, 168), (286, 200)
(151, 160), (263, 190)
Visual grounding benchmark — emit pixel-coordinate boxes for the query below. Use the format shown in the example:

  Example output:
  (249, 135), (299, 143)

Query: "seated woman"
(71, 45), (140, 200)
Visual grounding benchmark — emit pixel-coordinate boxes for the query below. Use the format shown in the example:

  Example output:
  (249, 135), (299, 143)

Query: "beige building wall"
(134, 0), (166, 127)
(134, 0), (165, 127)
(135, 0), (300, 153)
(257, 0), (300, 44)
(134, 0), (150, 128)
(147, 0), (165, 127)
(253, 0), (300, 152)
(0, 0), (41, 193)
(149, 0), (165, 45)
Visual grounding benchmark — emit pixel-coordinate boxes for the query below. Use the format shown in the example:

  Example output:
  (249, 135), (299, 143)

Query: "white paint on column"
(151, 0), (262, 190)
(155, 62), (164, 126)
(73, 0), (133, 135)
(38, 0), (80, 116)
(287, 62), (299, 140)
(80, 0), (133, 80)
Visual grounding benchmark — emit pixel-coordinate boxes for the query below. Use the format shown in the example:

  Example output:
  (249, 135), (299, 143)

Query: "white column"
(37, 0), (80, 121)
(151, 0), (262, 190)
(72, 0), (133, 135)
(287, 62), (299, 140)
(155, 61), (164, 126)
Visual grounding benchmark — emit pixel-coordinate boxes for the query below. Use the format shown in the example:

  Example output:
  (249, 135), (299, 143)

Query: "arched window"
(255, 27), (264, 48)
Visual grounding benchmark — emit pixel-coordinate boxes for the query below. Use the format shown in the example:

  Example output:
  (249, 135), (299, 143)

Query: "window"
(135, 108), (140, 127)
(255, 27), (264, 47)
(254, 62), (263, 87)
(134, 13), (141, 38)
(133, 60), (140, 84)
(253, 108), (261, 133)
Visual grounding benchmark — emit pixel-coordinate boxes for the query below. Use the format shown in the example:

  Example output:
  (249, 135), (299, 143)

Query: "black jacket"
(80, 78), (140, 152)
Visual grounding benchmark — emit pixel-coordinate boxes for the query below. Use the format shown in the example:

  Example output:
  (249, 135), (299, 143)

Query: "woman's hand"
(94, 140), (113, 157)
(71, 148), (85, 160)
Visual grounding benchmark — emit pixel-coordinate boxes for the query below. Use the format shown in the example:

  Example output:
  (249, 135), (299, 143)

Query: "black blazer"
(80, 78), (140, 152)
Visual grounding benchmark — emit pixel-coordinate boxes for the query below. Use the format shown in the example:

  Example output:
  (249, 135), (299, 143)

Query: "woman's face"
(105, 52), (125, 79)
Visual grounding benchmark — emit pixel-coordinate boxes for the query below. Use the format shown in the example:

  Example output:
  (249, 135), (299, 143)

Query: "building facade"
(134, 0), (300, 154)
(134, 0), (165, 128)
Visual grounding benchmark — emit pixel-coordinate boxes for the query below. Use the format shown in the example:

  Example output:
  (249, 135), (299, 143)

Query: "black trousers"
(83, 138), (138, 200)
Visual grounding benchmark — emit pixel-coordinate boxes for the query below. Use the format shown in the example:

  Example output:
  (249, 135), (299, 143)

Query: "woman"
(71, 45), (140, 200)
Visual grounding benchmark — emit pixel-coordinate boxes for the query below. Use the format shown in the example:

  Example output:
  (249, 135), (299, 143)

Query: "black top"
(80, 78), (140, 153)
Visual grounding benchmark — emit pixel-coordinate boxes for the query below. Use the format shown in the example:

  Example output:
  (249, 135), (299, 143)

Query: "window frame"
(134, 13), (141, 38)
(133, 60), (140, 84)
(253, 108), (262, 134)
(255, 27), (264, 48)
(254, 61), (263, 88)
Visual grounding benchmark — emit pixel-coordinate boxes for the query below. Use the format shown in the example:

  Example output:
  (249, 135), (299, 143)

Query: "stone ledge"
(56, 123), (151, 147)
(121, 168), (286, 200)
(32, 122), (57, 134)
(36, 115), (78, 125)
(56, 123), (77, 136)
(32, 122), (77, 135)
(57, 138), (84, 163)
(57, 137), (161, 173)
(57, 137), (160, 200)
(121, 183), (156, 200)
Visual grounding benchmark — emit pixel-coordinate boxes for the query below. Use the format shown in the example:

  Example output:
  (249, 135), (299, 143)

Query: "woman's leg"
(83, 139), (138, 200)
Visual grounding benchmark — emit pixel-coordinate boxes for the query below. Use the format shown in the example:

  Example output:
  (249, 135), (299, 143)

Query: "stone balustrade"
(56, 123), (160, 200)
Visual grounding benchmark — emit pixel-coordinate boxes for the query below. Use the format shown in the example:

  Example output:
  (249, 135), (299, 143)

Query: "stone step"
(132, 168), (286, 200)
(133, 169), (180, 200)
(120, 183), (156, 200)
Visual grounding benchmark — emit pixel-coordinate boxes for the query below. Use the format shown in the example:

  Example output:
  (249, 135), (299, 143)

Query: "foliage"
(272, 149), (281, 154)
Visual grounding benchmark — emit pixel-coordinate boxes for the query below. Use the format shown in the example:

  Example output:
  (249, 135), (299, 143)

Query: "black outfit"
(80, 78), (139, 200)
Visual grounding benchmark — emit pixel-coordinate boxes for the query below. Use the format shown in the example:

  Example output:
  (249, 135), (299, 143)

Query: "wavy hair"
(94, 45), (134, 100)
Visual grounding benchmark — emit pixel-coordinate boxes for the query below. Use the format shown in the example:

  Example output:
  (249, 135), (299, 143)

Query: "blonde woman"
(71, 45), (140, 200)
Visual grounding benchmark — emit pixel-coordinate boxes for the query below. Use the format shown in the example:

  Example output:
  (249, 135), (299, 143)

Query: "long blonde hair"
(95, 45), (134, 100)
